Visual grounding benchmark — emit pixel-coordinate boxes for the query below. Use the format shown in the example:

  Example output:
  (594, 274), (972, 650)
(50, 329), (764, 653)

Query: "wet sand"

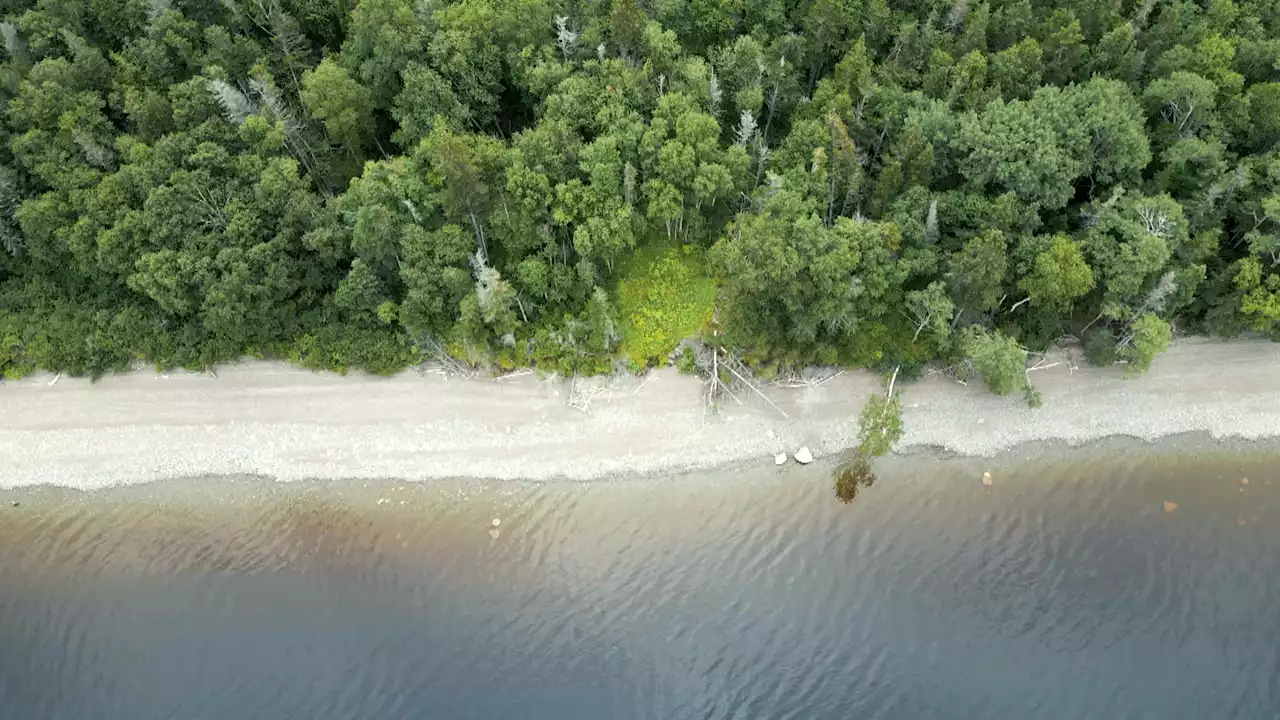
(2, 337), (1278, 488)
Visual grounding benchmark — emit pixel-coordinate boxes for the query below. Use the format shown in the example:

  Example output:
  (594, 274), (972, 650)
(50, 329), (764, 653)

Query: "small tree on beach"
(857, 392), (903, 457)
(838, 368), (904, 504)
(856, 367), (904, 457)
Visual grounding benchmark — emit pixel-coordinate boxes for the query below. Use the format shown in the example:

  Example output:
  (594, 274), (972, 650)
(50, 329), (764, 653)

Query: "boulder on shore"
(774, 452), (788, 466)
(794, 447), (814, 464)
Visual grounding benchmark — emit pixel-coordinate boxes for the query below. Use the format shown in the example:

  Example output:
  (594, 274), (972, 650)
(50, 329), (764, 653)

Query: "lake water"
(2, 440), (1279, 719)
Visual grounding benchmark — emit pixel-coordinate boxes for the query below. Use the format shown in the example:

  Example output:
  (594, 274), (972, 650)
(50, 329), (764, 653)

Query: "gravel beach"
(2, 337), (1278, 489)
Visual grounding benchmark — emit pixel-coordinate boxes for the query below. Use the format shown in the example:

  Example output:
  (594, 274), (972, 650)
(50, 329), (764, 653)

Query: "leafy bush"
(289, 325), (419, 376)
(1082, 326), (1118, 366)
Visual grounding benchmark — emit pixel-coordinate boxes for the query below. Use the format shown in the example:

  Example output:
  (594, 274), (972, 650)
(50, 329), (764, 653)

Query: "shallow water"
(2, 443), (1279, 719)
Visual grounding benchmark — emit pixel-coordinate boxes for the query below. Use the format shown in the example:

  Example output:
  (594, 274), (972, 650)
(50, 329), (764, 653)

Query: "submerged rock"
(491, 518), (501, 528)
(982, 472), (993, 486)
(774, 452), (788, 466)
(794, 447), (813, 465)
(488, 529), (500, 539)
(1164, 501), (1179, 513)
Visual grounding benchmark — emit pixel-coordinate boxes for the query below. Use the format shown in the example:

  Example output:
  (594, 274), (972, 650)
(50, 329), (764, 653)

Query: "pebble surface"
(3, 338), (1280, 489)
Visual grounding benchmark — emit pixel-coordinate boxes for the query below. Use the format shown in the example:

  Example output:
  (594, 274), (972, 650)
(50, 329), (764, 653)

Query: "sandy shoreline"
(2, 337), (1279, 489)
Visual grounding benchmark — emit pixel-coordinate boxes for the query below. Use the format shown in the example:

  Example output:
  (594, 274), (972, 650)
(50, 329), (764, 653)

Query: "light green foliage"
(857, 391), (903, 457)
(638, 93), (744, 241)
(1235, 256), (1280, 337)
(616, 245), (715, 365)
(1118, 313), (1171, 372)
(905, 281), (955, 343)
(301, 58), (372, 156)
(1017, 234), (1094, 311)
(960, 326), (1027, 396)
(554, 133), (639, 272)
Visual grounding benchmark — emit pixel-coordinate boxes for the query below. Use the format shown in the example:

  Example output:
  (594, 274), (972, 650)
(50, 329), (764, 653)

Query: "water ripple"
(1, 446), (1279, 719)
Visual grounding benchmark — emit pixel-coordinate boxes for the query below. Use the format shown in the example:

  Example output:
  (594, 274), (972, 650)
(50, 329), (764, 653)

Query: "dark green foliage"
(1082, 326), (1117, 367)
(289, 324), (421, 376)
(0, 0), (1275, 384)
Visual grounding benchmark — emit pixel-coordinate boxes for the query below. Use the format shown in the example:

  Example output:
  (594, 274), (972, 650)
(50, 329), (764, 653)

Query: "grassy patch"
(616, 244), (716, 366)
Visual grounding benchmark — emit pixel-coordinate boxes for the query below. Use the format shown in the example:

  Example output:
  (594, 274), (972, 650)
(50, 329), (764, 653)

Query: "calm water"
(2, 441), (1279, 719)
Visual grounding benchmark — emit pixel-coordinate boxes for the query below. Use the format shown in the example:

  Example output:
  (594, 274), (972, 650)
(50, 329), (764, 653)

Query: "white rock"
(774, 452), (788, 466)
(491, 518), (502, 528)
(794, 447), (814, 464)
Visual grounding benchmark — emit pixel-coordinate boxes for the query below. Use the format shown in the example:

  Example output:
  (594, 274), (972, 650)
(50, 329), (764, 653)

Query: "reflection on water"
(2, 441), (1279, 719)
(833, 453), (877, 504)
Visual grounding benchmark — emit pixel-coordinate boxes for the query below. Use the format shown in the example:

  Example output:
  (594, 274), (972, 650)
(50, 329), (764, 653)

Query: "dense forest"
(1, 0), (1278, 398)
